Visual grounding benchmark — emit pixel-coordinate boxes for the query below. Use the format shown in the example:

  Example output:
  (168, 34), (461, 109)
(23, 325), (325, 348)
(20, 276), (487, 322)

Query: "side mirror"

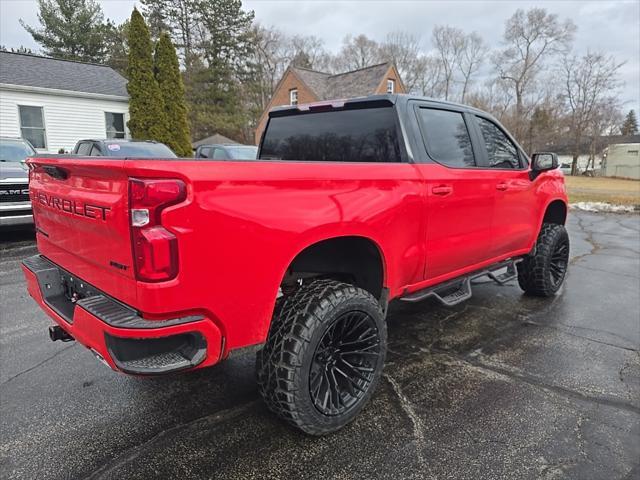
(531, 152), (558, 172)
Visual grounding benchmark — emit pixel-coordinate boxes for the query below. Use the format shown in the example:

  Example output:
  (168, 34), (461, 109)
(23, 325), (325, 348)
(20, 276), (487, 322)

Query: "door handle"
(496, 183), (508, 191)
(42, 165), (69, 180)
(432, 185), (453, 196)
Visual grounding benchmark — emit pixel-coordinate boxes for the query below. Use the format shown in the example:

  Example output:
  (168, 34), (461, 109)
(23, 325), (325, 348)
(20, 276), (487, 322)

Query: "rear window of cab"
(260, 107), (402, 163)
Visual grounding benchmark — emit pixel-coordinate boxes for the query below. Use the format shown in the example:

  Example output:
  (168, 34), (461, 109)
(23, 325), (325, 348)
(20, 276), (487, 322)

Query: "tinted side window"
(76, 142), (92, 155)
(212, 148), (228, 160)
(199, 147), (212, 158)
(417, 108), (475, 167)
(476, 117), (520, 169)
(260, 107), (401, 163)
(104, 143), (177, 158)
(89, 144), (102, 156)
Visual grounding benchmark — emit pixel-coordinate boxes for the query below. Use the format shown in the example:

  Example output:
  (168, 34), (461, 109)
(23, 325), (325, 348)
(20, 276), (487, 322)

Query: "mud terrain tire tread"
(517, 223), (569, 296)
(256, 279), (386, 435)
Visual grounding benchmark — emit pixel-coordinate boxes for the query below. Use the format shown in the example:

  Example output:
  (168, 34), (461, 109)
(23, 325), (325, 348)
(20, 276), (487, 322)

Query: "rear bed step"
(23, 255), (204, 328)
(401, 258), (520, 306)
(105, 333), (207, 375)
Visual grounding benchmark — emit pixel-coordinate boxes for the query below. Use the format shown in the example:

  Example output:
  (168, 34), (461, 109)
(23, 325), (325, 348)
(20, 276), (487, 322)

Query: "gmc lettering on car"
(0, 187), (30, 196)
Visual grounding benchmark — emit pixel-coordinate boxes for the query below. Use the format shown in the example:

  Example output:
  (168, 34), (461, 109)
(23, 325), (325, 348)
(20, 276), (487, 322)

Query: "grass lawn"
(564, 176), (640, 206)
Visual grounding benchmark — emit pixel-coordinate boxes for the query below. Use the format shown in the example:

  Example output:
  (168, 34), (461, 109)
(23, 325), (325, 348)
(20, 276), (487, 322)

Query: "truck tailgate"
(29, 157), (136, 302)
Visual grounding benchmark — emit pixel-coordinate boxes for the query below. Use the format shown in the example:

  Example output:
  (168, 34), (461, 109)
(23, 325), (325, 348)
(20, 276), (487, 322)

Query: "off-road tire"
(517, 223), (570, 296)
(256, 279), (386, 435)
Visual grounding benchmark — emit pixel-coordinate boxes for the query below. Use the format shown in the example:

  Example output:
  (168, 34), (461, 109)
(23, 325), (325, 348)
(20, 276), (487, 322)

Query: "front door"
(471, 115), (537, 257)
(412, 105), (496, 281)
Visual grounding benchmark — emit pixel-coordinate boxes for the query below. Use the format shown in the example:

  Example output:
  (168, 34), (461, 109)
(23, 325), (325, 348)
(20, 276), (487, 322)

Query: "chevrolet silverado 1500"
(22, 94), (569, 435)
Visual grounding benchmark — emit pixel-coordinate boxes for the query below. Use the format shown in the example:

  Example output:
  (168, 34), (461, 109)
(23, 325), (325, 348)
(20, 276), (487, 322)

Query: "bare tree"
(333, 34), (380, 72)
(249, 24), (289, 111)
(245, 25), (333, 118)
(414, 54), (444, 97)
(585, 102), (623, 170)
(141, 0), (200, 63)
(379, 31), (423, 91)
(432, 25), (465, 100)
(457, 32), (486, 103)
(467, 77), (514, 121)
(287, 34), (332, 70)
(561, 51), (623, 174)
(242, 25), (335, 141)
(526, 95), (566, 154)
(493, 8), (576, 141)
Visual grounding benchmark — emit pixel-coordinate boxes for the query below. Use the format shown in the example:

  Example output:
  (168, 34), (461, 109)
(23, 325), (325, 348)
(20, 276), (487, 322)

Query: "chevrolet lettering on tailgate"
(32, 190), (111, 220)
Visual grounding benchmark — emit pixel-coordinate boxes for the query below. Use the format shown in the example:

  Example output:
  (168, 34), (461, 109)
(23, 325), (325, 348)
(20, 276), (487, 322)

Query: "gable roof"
(0, 51), (128, 98)
(192, 133), (236, 148)
(292, 68), (331, 98)
(291, 62), (395, 100)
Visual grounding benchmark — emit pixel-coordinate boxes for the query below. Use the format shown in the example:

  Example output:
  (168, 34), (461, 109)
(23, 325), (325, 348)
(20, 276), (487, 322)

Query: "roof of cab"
(269, 93), (490, 117)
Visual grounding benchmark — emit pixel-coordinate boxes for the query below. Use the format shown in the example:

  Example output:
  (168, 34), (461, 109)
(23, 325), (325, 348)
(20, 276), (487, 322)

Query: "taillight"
(129, 178), (186, 282)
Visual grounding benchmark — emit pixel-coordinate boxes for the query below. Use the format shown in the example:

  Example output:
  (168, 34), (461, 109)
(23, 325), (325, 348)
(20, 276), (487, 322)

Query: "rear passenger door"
(471, 115), (536, 257)
(411, 104), (497, 281)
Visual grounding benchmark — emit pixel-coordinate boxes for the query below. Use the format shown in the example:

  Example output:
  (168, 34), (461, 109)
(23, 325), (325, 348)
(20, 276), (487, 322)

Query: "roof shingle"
(292, 62), (392, 100)
(0, 52), (128, 97)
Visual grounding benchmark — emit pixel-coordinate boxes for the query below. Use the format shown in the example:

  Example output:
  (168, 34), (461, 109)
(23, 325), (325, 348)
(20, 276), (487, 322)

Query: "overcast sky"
(1, 0), (638, 112)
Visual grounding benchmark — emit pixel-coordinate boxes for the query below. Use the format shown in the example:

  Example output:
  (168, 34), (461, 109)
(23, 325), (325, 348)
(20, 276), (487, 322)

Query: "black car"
(72, 139), (177, 158)
(195, 144), (258, 160)
(0, 137), (35, 226)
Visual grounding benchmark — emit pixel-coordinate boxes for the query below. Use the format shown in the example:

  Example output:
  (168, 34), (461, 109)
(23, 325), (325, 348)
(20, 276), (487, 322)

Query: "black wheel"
(517, 223), (570, 296)
(256, 279), (386, 435)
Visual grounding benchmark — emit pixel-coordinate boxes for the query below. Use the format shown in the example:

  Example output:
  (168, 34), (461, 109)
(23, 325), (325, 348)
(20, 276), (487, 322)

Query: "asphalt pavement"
(1, 211), (639, 480)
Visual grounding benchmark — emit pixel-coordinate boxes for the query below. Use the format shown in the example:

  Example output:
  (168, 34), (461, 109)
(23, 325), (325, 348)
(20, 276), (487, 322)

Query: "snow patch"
(570, 202), (637, 213)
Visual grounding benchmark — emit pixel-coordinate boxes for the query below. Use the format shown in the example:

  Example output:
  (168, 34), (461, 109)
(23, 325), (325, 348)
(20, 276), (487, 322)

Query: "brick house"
(254, 62), (405, 145)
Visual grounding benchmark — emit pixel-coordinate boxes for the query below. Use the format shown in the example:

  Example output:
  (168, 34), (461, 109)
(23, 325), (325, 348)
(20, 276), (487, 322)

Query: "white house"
(0, 51), (129, 153)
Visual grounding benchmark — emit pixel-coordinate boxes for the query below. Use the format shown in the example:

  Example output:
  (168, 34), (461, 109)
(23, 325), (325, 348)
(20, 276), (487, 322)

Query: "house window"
(105, 112), (125, 139)
(290, 88), (298, 106)
(387, 79), (395, 94)
(18, 105), (47, 149)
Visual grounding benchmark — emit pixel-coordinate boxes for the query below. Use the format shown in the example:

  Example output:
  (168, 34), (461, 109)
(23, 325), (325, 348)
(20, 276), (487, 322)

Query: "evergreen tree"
(104, 20), (130, 77)
(621, 110), (639, 135)
(140, 0), (254, 141)
(154, 33), (192, 157)
(20, 0), (113, 62)
(185, 61), (247, 141)
(126, 9), (170, 143)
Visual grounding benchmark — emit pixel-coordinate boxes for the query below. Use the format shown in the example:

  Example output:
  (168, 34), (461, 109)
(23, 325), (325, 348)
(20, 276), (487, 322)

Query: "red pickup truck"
(22, 95), (569, 435)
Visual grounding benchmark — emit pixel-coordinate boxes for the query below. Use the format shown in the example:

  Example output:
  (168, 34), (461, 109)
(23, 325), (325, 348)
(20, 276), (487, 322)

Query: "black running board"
(400, 258), (521, 306)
